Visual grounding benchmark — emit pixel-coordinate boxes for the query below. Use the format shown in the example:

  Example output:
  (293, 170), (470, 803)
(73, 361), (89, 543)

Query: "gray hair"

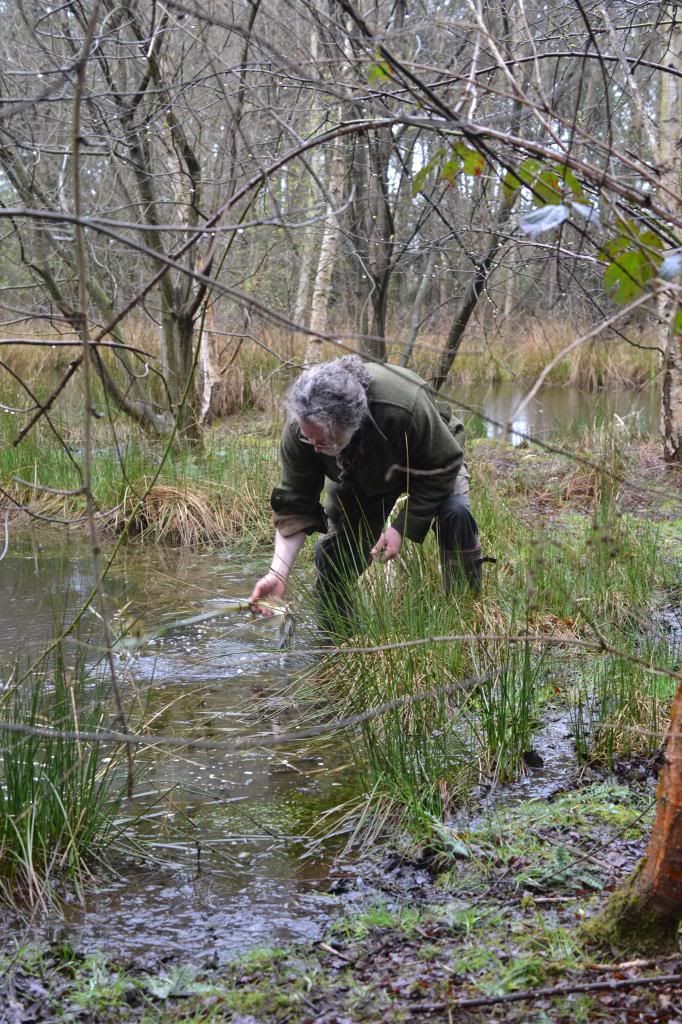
(287, 356), (373, 435)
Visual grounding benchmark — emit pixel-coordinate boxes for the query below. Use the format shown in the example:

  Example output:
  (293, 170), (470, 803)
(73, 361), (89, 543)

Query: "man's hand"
(248, 572), (288, 615)
(370, 526), (403, 562)
(249, 529), (306, 615)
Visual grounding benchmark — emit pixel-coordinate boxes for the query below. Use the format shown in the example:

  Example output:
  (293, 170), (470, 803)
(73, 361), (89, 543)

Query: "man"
(248, 355), (484, 630)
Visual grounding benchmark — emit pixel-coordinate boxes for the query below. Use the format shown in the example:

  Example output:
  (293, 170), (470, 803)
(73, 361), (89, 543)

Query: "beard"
(325, 426), (356, 456)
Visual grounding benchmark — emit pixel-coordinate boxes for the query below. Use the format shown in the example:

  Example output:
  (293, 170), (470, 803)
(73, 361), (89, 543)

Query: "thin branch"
(434, 971), (682, 1011)
(71, 0), (135, 800)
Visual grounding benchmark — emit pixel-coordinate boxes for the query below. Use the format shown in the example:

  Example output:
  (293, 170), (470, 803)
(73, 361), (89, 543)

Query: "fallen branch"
(0, 672), (493, 754)
(418, 971), (682, 1011)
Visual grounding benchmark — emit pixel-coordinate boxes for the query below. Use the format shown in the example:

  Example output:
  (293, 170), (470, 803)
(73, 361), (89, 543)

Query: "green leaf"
(411, 164), (432, 196)
(504, 158), (585, 205)
(440, 157), (461, 185)
(503, 169), (523, 202)
(517, 157), (542, 182)
(638, 230), (665, 252)
(144, 965), (211, 1000)
(599, 235), (633, 263)
(533, 169), (563, 206)
(368, 60), (391, 85)
(411, 149), (444, 196)
(453, 142), (485, 176)
(560, 166), (583, 198)
(603, 250), (654, 304)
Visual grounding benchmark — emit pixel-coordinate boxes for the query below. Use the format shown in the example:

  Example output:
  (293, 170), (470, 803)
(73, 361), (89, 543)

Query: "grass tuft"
(0, 645), (129, 909)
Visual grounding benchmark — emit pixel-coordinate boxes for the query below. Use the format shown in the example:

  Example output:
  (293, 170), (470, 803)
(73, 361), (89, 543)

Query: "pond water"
(461, 382), (659, 443)
(0, 539), (354, 964)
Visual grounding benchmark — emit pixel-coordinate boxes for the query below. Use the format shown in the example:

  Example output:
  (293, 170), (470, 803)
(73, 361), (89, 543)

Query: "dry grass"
(1, 316), (660, 428)
(401, 318), (660, 389)
(108, 480), (269, 547)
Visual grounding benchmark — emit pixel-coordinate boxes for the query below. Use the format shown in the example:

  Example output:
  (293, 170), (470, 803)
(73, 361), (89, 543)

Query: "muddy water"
(1, 538), (354, 963)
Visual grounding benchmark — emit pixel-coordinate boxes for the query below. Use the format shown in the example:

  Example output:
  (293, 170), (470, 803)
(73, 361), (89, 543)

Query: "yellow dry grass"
(106, 479), (270, 547)
(0, 315), (660, 434)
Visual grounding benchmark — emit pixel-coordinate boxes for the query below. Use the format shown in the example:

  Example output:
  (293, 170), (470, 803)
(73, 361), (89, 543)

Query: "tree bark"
(400, 248), (436, 367)
(584, 676), (682, 953)
(365, 129), (394, 359)
(658, 4), (682, 464)
(307, 123), (346, 358)
(432, 192), (517, 391)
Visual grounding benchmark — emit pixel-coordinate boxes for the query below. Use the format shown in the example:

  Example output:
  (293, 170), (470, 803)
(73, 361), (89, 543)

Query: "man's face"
(298, 418), (350, 456)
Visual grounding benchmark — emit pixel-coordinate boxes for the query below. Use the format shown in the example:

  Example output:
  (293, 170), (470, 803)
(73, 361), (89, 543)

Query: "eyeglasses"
(298, 428), (338, 453)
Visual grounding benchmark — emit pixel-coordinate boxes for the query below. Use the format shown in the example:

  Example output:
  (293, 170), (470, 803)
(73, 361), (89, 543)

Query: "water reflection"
(461, 383), (659, 445)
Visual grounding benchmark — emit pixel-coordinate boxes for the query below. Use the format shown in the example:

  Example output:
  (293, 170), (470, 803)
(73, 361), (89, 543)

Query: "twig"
(0, 670), (495, 754)
(588, 955), (682, 973)
(13, 356), (82, 446)
(318, 942), (356, 963)
(71, 0), (134, 800)
(419, 971), (682, 1010)
(508, 293), (654, 432)
(0, 510), (8, 561)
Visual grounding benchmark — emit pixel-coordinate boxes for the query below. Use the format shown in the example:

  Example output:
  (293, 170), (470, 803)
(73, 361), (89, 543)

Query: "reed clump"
(0, 647), (127, 908)
(295, 424), (677, 846)
(109, 474), (271, 547)
(0, 315), (660, 427)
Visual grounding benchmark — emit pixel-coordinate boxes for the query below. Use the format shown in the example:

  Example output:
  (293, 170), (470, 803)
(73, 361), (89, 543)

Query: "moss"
(221, 986), (299, 1016)
(582, 863), (681, 954)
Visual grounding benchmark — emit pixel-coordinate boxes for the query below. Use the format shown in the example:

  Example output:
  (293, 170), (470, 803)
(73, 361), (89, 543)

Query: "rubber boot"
(441, 545), (484, 596)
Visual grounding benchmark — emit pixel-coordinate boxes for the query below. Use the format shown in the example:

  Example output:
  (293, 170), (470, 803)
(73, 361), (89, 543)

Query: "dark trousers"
(313, 485), (480, 630)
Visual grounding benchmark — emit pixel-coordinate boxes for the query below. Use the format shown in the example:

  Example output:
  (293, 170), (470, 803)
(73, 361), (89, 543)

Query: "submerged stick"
(117, 598), (292, 651)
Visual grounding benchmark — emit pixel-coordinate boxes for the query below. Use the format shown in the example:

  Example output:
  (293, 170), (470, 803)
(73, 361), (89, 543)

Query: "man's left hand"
(370, 526), (403, 562)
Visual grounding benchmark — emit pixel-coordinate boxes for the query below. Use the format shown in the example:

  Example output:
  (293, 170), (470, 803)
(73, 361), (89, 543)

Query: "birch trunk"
(658, 5), (682, 463)
(307, 124), (346, 361)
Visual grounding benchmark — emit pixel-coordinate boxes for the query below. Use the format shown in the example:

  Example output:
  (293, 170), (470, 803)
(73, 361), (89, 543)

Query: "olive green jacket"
(271, 364), (465, 543)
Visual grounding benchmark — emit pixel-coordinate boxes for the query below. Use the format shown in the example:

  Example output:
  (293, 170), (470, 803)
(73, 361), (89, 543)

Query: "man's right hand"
(248, 572), (288, 615)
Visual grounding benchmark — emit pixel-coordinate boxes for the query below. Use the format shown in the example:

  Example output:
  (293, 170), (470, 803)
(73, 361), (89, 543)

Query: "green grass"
(330, 901), (424, 942)
(0, 643), (129, 907)
(0, 781), (661, 1023)
(0, 390), (280, 545)
(290, 422), (678, 845)
(434, 781), (654, 898)
(570, 641), (680, 767)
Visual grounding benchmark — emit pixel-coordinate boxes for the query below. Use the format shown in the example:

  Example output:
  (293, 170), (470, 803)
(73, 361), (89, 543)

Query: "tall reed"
(0, 645), (127, 907)
(569, 640), (681, 768)
(295, 424), (676, 845)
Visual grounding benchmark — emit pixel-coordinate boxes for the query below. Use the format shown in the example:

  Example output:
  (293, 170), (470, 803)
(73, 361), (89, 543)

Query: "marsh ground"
(2, 431), (680, 1023)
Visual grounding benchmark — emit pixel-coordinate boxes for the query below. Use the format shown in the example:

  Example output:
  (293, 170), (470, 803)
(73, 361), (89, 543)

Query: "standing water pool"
(0, 536), (356, 964)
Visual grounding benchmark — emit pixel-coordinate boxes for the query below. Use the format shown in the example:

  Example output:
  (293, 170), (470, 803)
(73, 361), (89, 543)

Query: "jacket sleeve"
(270, 421), (328, 537)
(390, 390), (464, 543)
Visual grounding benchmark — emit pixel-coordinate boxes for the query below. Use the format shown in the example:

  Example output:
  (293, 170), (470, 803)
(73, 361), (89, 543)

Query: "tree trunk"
(662, 330), (682, 463)
(365, 129), (394, 360)
(400, 248), (436, 367)
(307, 124), (346, 360)
(199, 305), (223, 425)
(658, 4), (682, 464)
(583, 676), (682, 953)
(432, 192), (517, 391)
